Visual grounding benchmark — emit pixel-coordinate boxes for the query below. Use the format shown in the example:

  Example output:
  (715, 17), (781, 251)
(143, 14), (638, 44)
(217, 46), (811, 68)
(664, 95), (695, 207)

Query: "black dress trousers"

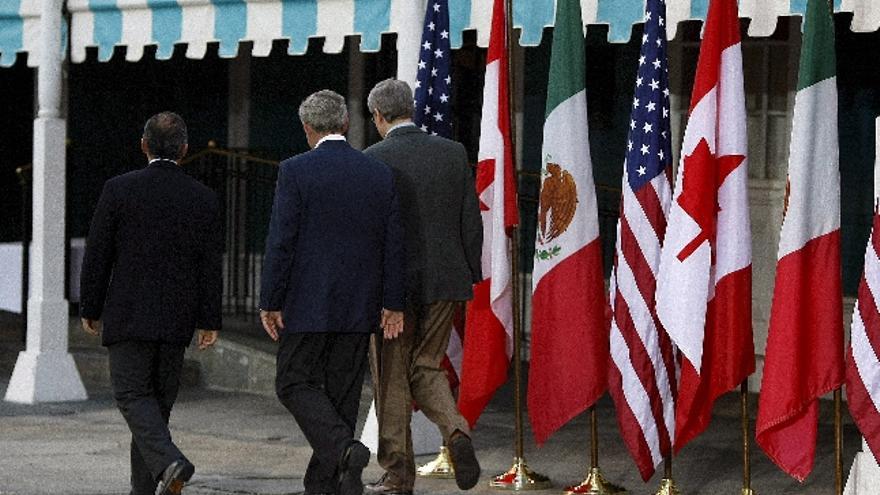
(108, 340), (187, 495)
(275, 331), (371, 494)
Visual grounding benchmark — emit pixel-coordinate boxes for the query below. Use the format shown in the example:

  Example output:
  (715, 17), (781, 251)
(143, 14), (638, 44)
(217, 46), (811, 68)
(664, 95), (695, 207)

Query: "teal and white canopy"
(1, 0), (879, 67)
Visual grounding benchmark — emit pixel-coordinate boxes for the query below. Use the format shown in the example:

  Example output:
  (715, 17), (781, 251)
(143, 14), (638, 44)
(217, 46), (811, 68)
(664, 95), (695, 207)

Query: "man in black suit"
(79, 112), (223, 495)
(363, 79), (483, 495)
(259, 90), (407, 495)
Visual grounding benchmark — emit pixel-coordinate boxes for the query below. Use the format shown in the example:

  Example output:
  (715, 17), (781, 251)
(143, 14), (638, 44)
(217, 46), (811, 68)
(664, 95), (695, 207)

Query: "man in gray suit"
(363, 79), (483, 495)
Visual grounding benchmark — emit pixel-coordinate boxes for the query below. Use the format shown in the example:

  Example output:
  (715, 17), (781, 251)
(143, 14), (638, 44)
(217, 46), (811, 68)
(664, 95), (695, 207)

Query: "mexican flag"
(756, 0), (843, 481)
(528, 0), (608, 445)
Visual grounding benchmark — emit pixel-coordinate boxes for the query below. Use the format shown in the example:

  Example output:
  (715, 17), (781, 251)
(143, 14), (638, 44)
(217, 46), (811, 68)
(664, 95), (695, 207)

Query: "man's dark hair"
(143, 112), (188, 160)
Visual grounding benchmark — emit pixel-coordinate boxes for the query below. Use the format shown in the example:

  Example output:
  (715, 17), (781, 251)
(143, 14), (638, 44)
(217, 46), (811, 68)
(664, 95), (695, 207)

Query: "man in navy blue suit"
(259, 90), (406, 495)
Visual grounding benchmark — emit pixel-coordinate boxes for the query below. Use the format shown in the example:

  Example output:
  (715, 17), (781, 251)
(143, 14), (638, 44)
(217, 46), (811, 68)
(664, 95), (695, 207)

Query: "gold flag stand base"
(562, 467), (626, 495)
(741, 489), (755, 495)
(489, 457), (553, 491)
(416, 446), (455, 479)
(652, 478), (681, 495)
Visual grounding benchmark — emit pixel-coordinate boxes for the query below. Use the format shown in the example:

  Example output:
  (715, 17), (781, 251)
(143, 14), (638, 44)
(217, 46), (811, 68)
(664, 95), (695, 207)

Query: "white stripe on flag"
(853, 241), (880, 412)
(613, 241), (676, 434)
(610, 324), (664, 466)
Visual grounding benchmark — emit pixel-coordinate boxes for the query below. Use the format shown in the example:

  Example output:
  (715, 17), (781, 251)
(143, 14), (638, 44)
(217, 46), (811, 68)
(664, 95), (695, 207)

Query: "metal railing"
(182, 146), (279, 318)
(15, 151), (622, 325)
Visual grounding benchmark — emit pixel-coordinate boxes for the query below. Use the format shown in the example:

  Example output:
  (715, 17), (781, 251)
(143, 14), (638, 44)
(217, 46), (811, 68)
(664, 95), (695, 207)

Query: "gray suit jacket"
(365, 125), (482, 304)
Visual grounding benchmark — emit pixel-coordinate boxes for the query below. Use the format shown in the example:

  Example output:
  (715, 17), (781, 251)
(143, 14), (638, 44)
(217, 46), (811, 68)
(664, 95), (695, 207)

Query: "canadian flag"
(457, 0), (518, 427)
(655, 0), (755, 452)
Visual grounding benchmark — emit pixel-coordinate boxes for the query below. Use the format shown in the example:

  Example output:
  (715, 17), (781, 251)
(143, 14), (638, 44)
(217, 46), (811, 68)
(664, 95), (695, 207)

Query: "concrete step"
(186, 330), (278, 397)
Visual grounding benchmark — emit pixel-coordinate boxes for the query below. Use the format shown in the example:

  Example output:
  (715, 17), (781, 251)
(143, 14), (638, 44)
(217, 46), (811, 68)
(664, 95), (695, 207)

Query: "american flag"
(607, 0), (678, 481)
(846, 206), (880, 466)
(413, 0), (452, 138)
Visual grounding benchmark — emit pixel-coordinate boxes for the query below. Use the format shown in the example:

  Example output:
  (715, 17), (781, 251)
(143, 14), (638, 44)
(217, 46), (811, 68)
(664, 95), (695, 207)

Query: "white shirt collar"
(149, 158), (178, 165)
(386, 121), (417, 137)
(316, 134), (347, 148)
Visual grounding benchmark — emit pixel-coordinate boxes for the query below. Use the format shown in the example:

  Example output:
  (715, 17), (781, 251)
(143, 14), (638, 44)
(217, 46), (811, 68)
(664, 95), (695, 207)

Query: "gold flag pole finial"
(652, 457), (681, 495)
(562, 407), (626, 495)
(417, 446), (456, 479)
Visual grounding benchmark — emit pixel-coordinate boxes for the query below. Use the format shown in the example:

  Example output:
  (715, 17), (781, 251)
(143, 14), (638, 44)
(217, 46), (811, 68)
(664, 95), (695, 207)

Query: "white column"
(5, 0), (87, 403)
(394, 0), (424, 88)
(844, 116), (880, 494)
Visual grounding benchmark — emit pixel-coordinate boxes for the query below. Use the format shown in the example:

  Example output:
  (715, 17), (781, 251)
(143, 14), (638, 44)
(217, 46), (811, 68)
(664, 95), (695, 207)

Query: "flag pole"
(741, 380), (754, 495)
(835, 388), (843, 495)
(830, 3), (843, 493)
(562, 407), (626, 494)
(488, 0), (551, 489)
(653, 457), (681, 495)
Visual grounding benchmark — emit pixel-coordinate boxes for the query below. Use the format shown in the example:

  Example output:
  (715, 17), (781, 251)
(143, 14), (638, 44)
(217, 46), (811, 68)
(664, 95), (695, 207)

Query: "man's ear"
(140, 137), (149, 156)
(341, 118), (350, 135)
(178, 143), (189, 160)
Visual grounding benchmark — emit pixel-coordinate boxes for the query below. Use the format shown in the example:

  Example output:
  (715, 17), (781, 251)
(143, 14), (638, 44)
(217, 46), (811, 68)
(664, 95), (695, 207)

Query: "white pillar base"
(361, 401), (442, 456)
(5, 349), (87, 404)
(844, 438), (880, 495)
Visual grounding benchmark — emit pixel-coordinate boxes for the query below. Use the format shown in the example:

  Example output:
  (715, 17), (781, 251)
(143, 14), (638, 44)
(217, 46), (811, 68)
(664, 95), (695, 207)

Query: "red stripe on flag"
(611, 291), (673, 459)
(756, 230), (844, 481)
(458, 279), (510, 428)
(674, 266), (754, 452)
(608, 362), (659, 481)
(619, 214), (677, 391)
(634, 181), (668, 243)
(529, 240), (608, 445)
(846, 346), (880, 465)
(856, 269), (880, 364)
(619, 215), (660, 311)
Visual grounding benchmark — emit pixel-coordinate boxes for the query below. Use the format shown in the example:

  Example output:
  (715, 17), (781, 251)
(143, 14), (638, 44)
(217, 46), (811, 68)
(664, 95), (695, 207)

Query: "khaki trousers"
(370, 300), (471, 490)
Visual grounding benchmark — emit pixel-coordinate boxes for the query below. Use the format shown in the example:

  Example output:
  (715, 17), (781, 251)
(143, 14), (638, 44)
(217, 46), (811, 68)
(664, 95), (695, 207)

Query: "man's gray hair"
(367, 79), (414, 123)
(298, 90), (348, 133)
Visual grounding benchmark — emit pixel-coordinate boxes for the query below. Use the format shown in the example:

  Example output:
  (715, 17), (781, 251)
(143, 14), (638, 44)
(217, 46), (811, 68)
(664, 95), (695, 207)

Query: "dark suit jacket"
(80, 160), (223, 346)
(364, 126), (482, 304)
(259, 139), (406, 334)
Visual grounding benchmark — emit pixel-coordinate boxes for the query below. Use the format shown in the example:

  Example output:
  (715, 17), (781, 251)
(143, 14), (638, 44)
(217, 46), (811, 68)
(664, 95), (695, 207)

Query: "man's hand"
(197, 330), (218, 350)
(381, 309), (404, 340)
(260, 310), (284, 341)
(81, 318), (102, 336)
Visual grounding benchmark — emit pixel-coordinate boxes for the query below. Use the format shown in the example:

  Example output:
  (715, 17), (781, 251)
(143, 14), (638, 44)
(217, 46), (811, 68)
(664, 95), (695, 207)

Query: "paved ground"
(0, 315), (865, 494)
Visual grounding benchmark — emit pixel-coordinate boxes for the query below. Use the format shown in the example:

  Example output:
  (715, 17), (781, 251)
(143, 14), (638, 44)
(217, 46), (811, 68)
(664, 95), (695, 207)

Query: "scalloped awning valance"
(1, 0), (878, 67)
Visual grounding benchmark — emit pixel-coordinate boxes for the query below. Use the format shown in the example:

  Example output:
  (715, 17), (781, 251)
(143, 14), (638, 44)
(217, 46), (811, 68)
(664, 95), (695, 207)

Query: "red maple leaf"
(676, 138), (745, 262)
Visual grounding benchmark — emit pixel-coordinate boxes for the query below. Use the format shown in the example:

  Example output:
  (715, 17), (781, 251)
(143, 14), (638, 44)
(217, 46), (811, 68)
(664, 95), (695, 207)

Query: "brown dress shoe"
(364, 473), (413, 495)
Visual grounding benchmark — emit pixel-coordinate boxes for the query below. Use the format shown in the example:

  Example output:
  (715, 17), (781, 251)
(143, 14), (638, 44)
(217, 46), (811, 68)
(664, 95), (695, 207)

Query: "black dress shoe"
(337, 440), (370, 495)
(156, 459), (195, 495)
(448, 432), (481, 490)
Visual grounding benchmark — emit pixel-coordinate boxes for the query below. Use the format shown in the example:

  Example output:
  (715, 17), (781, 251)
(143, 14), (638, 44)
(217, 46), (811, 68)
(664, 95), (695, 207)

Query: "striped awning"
(1, 0), (878, 67)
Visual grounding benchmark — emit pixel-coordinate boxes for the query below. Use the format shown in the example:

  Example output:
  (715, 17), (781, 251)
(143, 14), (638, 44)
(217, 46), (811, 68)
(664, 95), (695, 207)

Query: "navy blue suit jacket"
(259, 139), (406, 334)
